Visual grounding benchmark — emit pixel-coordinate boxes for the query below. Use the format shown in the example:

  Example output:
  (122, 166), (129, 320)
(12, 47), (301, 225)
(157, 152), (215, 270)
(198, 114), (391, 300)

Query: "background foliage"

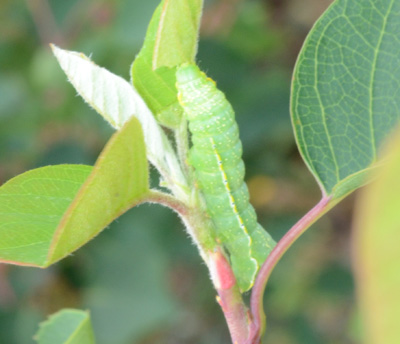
(0, 0), (360, 343)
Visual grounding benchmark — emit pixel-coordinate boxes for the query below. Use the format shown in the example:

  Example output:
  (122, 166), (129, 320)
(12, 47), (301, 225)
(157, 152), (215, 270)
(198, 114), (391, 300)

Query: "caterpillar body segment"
(176, 64), (275, 291)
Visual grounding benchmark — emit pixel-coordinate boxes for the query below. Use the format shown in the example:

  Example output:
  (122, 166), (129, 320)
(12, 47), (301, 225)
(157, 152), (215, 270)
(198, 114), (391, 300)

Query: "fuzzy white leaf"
(51, 45), (187, 199)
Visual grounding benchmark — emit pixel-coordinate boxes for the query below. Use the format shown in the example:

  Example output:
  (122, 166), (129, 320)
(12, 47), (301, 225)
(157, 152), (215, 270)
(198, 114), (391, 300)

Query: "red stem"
(246, 196), (332, 343)
(210, 249), (250, 343)
(147, 190), (251, 342)
(217, 289), (250, 344)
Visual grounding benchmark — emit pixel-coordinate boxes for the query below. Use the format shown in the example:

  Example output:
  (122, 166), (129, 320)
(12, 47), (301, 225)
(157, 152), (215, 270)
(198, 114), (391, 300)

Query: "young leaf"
(152, 0), (203, 69)
(291, 0), (400, 200)
(35, 309), (95, 344)
(47, 116), (149, 263)
(131, 0), (202, 128)
(51, 44), (135, 130)
(51, 45), (187, 199)
(131, 0), (179, 127)
(0, 117), (148, 267)
(353, 131), (400, 344)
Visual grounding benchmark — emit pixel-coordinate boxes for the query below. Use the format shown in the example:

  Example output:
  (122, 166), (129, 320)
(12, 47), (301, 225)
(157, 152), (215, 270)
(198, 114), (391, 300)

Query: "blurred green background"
(0, 0), (360, 343)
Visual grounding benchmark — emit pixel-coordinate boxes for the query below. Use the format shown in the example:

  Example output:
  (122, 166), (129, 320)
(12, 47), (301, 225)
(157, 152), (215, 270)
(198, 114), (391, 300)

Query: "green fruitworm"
(176, 64), (276, 291)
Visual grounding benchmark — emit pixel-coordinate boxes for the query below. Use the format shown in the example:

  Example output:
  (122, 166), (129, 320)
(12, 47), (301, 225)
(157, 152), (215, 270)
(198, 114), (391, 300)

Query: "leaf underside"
(52, 44), (187, 200)
(291, 0), (400, 199)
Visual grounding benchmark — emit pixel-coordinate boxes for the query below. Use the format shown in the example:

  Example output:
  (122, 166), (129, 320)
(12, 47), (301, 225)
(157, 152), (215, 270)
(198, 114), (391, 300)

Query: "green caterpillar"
(176, 64), (275, 291)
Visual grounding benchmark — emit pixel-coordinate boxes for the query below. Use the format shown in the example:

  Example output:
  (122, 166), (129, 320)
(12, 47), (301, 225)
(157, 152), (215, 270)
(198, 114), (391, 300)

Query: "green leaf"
(353, 131), (400, 344)
(152, 0), (203, 69)
(51, 45), (187, 200)
(291, 0), (400, 200)
(0, 117), (148, 266)
(35, 309), (95, 344)
(48, 116), (149, 263)
(131, 0), (202, 128)
(0, 165), (92, 266)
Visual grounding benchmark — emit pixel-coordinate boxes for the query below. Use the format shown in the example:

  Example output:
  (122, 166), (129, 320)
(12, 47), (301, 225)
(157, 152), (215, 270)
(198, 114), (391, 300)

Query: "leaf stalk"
(246, 196), (332, 343)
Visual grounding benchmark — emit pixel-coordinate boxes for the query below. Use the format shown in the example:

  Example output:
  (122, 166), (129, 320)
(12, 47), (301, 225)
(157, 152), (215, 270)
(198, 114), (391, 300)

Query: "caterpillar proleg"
(176, 64), (275, 291)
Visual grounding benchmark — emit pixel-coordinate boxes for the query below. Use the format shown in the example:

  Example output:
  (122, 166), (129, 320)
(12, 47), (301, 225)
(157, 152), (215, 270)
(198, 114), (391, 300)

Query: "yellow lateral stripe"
(210, 138), (252, 242)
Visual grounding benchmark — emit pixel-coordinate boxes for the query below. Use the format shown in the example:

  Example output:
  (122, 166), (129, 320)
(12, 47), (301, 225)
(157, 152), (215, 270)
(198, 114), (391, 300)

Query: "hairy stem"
(246, 196), (332, 343)
(146, 189), (190, 216)
(145, 189), (217, 259)
(146, 190), (251, 343)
